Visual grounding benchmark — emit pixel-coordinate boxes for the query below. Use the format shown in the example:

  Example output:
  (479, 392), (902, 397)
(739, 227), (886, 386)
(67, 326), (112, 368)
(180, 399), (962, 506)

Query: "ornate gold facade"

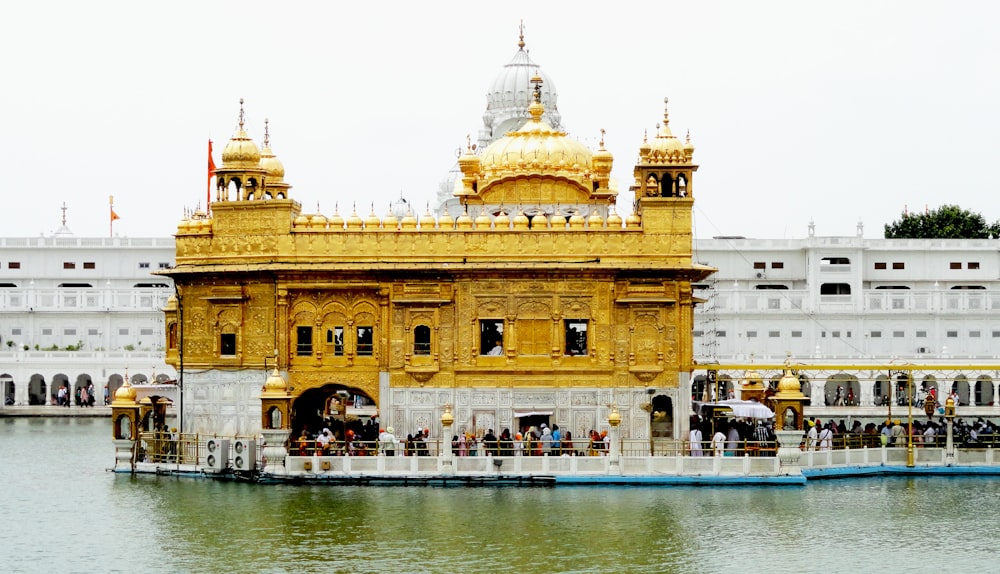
(161, 89), (714, 439)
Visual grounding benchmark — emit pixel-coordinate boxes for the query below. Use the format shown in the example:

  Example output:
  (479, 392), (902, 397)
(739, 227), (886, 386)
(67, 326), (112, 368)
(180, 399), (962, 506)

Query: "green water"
(2, 418), (996, 573)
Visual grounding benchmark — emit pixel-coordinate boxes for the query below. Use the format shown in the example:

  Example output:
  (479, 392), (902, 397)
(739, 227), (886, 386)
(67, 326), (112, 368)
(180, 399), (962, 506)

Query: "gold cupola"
(215, 99), (268, 202)
(631, 97), (699, 201)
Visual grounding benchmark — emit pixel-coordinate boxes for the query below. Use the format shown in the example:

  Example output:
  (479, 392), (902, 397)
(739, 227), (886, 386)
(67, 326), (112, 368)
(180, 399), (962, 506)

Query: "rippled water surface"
(3, 418), (997, 573)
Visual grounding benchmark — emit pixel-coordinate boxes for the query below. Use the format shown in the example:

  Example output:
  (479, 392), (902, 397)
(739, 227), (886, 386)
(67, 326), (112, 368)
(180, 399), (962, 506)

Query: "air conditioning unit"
(232, 439), (256, 471)
(917, 347), (928, 354)
(205, 438), (230, 471)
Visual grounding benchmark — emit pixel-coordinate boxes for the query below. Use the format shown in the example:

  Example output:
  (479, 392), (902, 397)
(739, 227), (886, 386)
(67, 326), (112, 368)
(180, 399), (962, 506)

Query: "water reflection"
(3, 419), (999, 573)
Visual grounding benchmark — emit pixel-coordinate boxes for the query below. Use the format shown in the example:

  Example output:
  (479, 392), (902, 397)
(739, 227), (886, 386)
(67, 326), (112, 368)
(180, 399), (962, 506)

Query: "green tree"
(884, 205), (1000, 239)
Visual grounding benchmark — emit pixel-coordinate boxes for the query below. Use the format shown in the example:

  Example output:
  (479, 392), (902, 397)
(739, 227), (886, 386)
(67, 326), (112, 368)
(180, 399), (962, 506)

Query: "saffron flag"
(208, 139), (216, 175)
(111, 209), (120, 221)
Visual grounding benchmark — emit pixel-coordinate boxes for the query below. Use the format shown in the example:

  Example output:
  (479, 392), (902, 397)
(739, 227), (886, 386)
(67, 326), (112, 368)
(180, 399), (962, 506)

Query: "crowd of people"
(688, 415), (776, 456)
(54, 382), (101, 407)
(803, 416), (1000, 450)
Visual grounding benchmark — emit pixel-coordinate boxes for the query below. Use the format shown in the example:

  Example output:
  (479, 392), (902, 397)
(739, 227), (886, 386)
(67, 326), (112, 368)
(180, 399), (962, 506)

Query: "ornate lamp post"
(440, 404), (455, 475)
(608, 404), (622, 475)
(906, 371), (915, 468)
(944, 396), (956, 466)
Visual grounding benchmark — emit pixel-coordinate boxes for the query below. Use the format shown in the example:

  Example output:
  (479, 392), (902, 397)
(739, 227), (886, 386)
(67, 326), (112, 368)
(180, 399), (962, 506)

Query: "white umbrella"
(717, 399), (774, 419)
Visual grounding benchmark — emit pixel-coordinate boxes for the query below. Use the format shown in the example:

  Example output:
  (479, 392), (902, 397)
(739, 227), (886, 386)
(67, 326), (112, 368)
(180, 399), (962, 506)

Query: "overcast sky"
(3, 1), (998, 240)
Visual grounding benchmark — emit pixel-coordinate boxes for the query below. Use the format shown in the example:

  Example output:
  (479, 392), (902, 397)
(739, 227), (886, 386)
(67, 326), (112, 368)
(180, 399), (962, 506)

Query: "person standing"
(806, 421), (818, 451)
(712, 428), (726, 457)
(378, 426), (397, 456)
(690, 425), (704, 456)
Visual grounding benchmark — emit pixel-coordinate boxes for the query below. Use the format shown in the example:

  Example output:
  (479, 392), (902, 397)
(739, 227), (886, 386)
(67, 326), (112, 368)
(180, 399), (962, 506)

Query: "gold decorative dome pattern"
(587, 210), (604, 229)
(474, 211), (492, 229)
(477, 75), (594, 195)
(494, 209), (510, 229)
(530, 212), (548, 229)
(550, 211), (567, 229)
(400, 208), (418, 229)
(456, 208), (474, 230)
(419, 207), (437, 229)
(438, 210), (455, 230)
(512, 209), (530, 229)
(364, 205), (382, 229)
(775, 368), (805, 398)
(606, 210), (622, 228)
(221, 99), (261, 168)
(346, 205), (364, 229)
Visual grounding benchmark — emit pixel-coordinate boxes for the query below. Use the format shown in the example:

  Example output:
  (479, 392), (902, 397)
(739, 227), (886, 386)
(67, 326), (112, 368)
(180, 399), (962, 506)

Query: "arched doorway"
(825, 374), (858, 406)
(107, 374), (124, 405)
(651, 395), (673, 439)
(975, 375), (994, 406)
(28, 374), (47, 405)
(952, 375), (970, 406)
(74, 374), (94, 406)
(1, 374), (13, 405)
(292, 384), (379, 445)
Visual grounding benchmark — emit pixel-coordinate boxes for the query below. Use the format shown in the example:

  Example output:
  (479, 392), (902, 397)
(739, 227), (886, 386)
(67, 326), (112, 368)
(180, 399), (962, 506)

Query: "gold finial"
(643, 129), (648, 144)
(599, 128), (606, 149)
(466, 133), (472, 152)
(518, 20), (525, 50)
(238, 98), (246, 130)
(663, 97), (670, 126)
(61, 202), (67, 226)
(263, 118), (270, 147)
(685, 129), (691, 144)
(316, 201), (320, 213)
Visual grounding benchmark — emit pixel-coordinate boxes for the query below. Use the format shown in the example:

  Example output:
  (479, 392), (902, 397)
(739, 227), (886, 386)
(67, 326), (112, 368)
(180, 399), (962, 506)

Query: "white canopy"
(717, 399), (774, 419)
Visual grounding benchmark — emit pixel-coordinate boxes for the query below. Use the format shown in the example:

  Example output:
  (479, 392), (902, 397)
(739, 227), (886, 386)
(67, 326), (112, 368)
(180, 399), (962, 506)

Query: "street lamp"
(906, 370), (915, 468)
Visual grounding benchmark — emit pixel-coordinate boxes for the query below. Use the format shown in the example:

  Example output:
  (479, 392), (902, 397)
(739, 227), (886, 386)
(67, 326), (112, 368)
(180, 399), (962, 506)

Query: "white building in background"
(0, 225), (176, 406)
(692, 224), (1000, 408)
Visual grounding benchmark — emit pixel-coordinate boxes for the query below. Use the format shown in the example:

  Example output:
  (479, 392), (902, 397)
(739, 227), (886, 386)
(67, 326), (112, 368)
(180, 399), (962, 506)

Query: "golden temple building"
(159, 37), (714, 445)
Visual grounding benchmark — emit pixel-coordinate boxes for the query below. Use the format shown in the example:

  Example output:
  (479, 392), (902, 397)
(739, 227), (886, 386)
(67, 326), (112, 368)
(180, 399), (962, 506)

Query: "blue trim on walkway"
(554, 474), (807, 486)
(803, 465), (1000, 480)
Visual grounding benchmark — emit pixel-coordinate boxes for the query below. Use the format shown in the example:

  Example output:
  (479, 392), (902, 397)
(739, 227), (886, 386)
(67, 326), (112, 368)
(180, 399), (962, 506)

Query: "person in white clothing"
(689, 426), (704, 456)
(712, 429), (726, 457)
(806, 421), (818, 451)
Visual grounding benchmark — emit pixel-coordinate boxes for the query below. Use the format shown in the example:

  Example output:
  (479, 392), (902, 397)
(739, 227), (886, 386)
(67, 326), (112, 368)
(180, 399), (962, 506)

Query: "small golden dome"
(346, 205), (364, 229)
(647, 98), (687, 163)
(419, 208), (437, 230)
(259, 120), (285, 182)
(456, 208), (474, 230)
(113, 380), (137, 404)
(625, 211), (641, 228)
(262, 368), (287, 393)
(400, 208), (418, 229)
(530, 212), (548, 229)
(221, 99), (261, 168)
(550, 211), (567, 229)
(494, 209), (510, 229)
(512, 209), (530, 229)
(364, 206), (382, 229)
(587, 210), (604, 229)
(294, 214), (310, 228)
(310, 213), (328, 229)
(568, 212), (586, 228)
(438, 211), (455, 230)
(775, 368), (805, 398)
(474, 211), (492, 230)
(607, 210), (623, 228)
(742, 369), (765, 390)
(382, 208), (399, 230)
(328, 208), (344, 230)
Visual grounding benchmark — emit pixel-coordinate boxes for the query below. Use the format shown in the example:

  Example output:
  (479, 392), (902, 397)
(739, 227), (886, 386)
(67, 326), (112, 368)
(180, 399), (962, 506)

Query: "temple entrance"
(650, 395), (673, 439)
(1, 375), (13, 405)
(28, 374), (46, 405)
(292, 385), (379, 447)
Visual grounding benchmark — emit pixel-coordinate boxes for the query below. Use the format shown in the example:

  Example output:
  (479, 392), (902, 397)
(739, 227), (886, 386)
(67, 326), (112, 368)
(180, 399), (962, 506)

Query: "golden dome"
(328, 207), (344, 230)
(494, 209), (510, 229)
(775, 368), (805, 398)
(113, 380), (137, 404)
(550, 211), (567, 229)
(419, 207), (437, 229)
(587, 210), (604, 229)
(346, 205), (364, 229)
(259, 119), (285, 182)
(474, 211), (492, 230)
(647, 98), (687, 163)
(512, 209), (530, 229)
(262, 368), (287, 394)
(530, 212), (548, 229)
(568, 211), (586, 228)
(364, 206), (382, 229)
(310, 213), (328, 229)
(478, 75), (593, 182)
(456, 208), (474, 230)
(742, 369), (765, 390)
(438, 211), (455, 230)
(294, 213), (310, 228)
(400, 208), (418, 229)
(606, 210), (622, 228)
(221, 99), (261, 169)
(625, 211), (641, 228)
(382, 208), (399, 230)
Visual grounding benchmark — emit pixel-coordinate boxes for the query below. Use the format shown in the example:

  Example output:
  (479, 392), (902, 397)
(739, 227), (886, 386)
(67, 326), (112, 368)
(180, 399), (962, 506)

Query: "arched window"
(413, 325), (431, 355)
(661, 174), (674, 197)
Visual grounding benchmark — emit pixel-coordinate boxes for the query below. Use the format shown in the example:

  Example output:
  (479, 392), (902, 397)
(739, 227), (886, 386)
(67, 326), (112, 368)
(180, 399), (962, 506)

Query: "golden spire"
(662, 97), (670, 127)
(263, 118), (270, 147)
(518, 20), (525, 50)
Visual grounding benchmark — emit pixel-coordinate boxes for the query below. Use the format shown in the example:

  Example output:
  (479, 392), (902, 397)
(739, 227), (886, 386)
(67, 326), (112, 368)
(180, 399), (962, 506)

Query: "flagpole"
(109, 195), (114, 238)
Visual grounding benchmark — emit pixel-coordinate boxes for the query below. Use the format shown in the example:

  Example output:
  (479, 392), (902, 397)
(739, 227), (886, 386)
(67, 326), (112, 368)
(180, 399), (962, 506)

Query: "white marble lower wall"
(181, 369), (265, 437)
